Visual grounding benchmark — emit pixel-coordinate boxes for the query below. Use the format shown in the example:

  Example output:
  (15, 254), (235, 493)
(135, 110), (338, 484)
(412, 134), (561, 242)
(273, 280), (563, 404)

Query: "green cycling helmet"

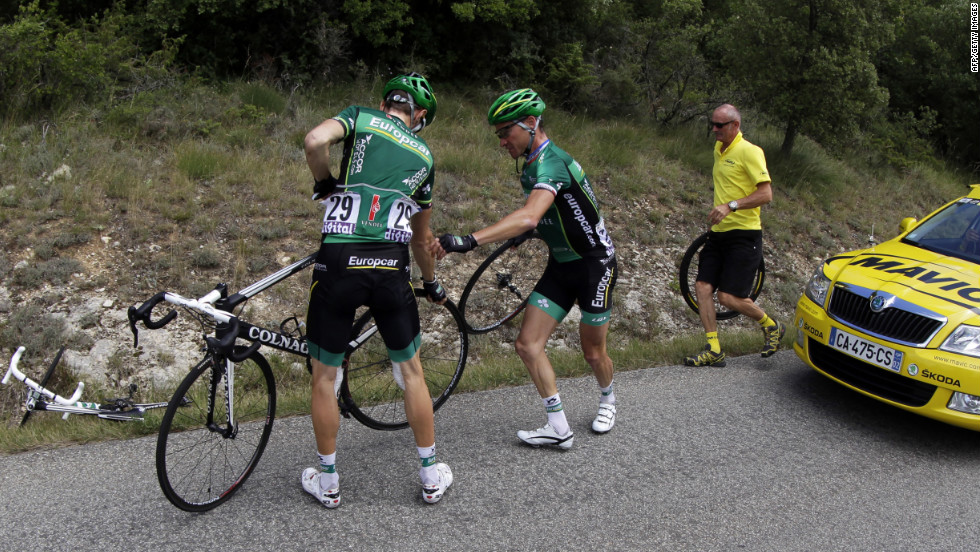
(487, 88), (546, 125)
(383, 72), (437, 130)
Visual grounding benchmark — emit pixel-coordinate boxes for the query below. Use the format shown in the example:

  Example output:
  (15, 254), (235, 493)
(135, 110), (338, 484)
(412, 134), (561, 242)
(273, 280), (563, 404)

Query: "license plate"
(829, 327), (904, 372)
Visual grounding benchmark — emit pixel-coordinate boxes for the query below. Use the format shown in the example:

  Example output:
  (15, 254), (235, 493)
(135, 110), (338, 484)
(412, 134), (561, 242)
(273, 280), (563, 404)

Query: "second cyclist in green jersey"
(520, 140), (615, 263)
(433, 88), (619, 450)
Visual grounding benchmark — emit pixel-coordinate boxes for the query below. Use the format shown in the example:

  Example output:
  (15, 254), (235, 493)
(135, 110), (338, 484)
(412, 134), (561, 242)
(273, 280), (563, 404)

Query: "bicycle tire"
(340, 288), (468, 431)
(678, 231), (766, 321)
(156, 347), (276, 512)
(19, 347), (64, 426)
(458, 234), (548, 334)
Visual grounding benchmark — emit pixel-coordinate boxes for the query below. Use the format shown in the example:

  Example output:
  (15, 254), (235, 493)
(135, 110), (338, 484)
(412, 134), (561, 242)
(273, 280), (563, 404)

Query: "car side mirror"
(899, 217), (917, 233)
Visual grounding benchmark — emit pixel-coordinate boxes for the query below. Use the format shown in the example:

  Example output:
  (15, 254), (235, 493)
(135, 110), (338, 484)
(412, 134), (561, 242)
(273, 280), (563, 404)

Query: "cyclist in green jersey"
(301, 72), (453, 507)
(433, 89), (619, 450)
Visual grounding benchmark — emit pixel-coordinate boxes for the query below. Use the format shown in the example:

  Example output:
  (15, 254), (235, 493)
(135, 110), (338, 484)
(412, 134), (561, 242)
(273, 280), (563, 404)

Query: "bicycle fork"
(205, 354), (238, 439)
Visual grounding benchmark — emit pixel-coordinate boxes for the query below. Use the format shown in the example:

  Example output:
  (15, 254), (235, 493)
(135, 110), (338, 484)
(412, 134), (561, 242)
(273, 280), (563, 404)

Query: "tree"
(710, 0), (895, 155)
(876, 0), (980, 170)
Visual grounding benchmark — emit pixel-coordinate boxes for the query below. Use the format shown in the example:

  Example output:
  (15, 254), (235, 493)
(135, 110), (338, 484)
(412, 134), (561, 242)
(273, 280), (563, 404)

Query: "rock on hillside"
(3, 221), (809, 394)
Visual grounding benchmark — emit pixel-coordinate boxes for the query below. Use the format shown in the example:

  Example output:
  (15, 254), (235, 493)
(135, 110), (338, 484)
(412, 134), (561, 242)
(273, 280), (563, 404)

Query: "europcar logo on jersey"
(347, 256), (400, 269)
(591, 266), (614, 308)
(368, 116), (431, 156)
(368, 195), (381, 221)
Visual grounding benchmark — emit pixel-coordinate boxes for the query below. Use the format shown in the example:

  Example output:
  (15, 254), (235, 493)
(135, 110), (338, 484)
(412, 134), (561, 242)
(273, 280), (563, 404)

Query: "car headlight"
(949, 392), (980, 415)
(804, 267), (832, 308)
(939, 324), (980, 358)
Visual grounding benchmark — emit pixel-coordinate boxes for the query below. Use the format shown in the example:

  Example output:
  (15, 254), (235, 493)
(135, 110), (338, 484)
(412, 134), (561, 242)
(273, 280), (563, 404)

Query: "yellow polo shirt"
(712, 132), (770, 232)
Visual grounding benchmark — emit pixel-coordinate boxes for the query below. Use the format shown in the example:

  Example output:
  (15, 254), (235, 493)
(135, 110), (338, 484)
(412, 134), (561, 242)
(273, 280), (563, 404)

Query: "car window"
(904, 198), (980, 264)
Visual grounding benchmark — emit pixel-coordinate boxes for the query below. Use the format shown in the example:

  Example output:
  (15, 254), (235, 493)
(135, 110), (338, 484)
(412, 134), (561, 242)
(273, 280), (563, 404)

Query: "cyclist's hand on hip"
(422, 278), (448, 304)
(312, 175), (339, 201)
(438, 233), (477, 254)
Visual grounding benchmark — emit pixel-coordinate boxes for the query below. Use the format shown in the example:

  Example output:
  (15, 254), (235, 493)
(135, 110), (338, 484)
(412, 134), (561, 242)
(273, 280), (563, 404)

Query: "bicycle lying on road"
(127, 251), (468, 512)
(3, 346), (176, 424)
(677, 230), (766, 320)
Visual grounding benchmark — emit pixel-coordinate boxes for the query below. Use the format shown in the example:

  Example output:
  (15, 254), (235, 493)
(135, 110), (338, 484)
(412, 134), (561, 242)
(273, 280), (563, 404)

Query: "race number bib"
(596, 218), (615, 256)
(385, 198), (419, 243)
(321, 192), (360, 235)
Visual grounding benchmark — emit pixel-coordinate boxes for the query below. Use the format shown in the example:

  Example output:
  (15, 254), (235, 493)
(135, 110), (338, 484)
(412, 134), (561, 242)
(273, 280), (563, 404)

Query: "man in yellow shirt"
(685, 103), (784, 367)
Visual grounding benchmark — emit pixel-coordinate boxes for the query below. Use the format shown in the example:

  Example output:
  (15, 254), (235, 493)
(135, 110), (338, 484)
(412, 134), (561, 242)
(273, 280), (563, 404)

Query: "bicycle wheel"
(678, 231), (766, 321)
(19, 346), (64, 426)
(341, 288), (468, 430)
(156, 347), (276, 512)
(458, 234), (549, 334)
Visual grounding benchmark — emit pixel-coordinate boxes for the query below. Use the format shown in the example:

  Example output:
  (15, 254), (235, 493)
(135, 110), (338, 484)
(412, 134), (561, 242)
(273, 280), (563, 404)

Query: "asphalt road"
(2, 349), (979, 551)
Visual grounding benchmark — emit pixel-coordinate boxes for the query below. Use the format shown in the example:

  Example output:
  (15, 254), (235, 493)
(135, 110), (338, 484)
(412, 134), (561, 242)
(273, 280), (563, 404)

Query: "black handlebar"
(128, 291), (260, 362)
(206, 319), (262, 363)
(127, 292), (178, 347)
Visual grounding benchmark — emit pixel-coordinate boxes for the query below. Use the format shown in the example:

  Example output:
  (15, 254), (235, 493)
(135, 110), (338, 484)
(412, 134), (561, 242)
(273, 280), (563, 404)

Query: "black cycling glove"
(422, 278), (447, 302)
(511, 229), (534, 247)
(439, 233), (478, 254)
(312, 175), (339, 200)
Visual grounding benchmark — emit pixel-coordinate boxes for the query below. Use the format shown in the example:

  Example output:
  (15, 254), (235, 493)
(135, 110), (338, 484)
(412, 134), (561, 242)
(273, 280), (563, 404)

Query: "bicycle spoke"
(343, 290), (467, 430)
(156, 350), (275, 512)
(460, 236), (548, 333)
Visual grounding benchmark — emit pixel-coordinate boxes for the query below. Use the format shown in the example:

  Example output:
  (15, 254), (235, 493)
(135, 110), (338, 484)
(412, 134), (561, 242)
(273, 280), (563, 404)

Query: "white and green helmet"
(487, 88), (546, 124)
(383, 72), (437, 131)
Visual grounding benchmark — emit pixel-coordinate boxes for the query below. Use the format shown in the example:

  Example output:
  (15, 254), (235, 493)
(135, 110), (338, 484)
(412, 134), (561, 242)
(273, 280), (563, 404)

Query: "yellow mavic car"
(795, 185), (980, 431)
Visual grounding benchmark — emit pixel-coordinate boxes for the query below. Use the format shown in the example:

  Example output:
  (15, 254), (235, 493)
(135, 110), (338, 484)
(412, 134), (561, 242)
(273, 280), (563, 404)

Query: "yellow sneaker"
(684, 345), (727, 367)
(761, 320), (786, 357)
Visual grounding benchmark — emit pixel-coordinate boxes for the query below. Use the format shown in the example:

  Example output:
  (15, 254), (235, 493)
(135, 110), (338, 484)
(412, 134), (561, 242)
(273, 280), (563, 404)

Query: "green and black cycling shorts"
(305, 241), (420, 367)
(696, 229), (763, 298)
(529, 254), (617, 326)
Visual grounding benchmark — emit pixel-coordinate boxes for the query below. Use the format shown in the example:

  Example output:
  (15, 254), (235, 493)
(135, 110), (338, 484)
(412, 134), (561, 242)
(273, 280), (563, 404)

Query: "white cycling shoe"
(517, 423), (574, 450)
(301, 467), (341, 509)
(592, 403), (616, 433)
(421, 462), (453, 504)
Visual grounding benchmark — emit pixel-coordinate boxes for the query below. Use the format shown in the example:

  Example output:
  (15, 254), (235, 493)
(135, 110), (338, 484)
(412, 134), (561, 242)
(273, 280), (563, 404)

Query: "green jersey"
(521, 140), (615, 263)
(320, 106), (434, 244)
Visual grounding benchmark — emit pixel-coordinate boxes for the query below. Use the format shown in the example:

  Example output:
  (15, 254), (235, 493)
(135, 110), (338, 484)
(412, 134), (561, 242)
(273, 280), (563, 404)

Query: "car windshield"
(904, 198), (980, 264)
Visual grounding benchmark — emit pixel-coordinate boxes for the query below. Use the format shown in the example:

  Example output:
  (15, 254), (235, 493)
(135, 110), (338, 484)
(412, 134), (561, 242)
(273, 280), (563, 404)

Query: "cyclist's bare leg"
(310, 358), (340, 455)
(695, 280), (719, 333)
(515, 305), (561, 398)
(580, 321), (613, 388)
(717, 291), (765, 322)
(398, 353), (435, 447)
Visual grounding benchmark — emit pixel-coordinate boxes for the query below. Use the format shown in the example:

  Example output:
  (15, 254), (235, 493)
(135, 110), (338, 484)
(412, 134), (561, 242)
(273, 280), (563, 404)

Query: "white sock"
(418, 444), (438, 485)
(599, 381), (615, 405)
(317, 452), (339, 491)
(543, 393), (570, 436)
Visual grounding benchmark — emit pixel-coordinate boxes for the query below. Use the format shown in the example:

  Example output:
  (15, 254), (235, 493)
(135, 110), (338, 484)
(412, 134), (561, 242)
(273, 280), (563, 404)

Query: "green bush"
(0, 2), (171, 119)
(239, 83), (287, 115)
